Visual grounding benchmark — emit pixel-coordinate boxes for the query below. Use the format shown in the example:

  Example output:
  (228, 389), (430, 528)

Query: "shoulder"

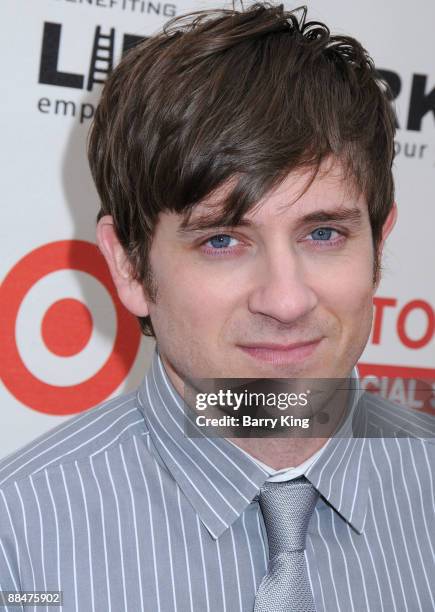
(357, 394), (434, 491)
(357, 392), (435, 482)
(0, 390), (149, 494)
(358, 390), (435, 445)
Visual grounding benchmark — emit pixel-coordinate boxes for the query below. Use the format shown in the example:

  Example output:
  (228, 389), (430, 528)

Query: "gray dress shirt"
(0, 346), (434, 611)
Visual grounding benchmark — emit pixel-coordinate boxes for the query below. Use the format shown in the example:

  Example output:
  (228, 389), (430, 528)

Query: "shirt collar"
(137, 345), (370, 538)
(305, 383), (371, 534)
(137, 346), (269, 540)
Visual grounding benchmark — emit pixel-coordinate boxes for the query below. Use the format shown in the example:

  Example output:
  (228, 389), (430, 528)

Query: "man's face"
(143, 159), (383, 393)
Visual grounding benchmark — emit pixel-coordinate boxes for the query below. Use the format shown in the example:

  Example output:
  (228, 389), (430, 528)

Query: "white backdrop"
(1, 0), (434, 459)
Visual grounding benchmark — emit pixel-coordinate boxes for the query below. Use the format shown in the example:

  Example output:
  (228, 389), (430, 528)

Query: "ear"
(96, 215), (150, 317)
(374, 201), (398, 290)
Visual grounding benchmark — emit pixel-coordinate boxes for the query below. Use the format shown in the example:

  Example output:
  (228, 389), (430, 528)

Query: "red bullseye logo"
(41, 298), (93, 357)
(0, 241), (141, 415)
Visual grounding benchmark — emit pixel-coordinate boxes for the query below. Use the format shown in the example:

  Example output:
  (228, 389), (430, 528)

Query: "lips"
(238, 338), (323, 365)
(239, 339), (322, 351)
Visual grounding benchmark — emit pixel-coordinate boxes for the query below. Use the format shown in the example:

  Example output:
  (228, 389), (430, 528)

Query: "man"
(0, 3), (433, 611)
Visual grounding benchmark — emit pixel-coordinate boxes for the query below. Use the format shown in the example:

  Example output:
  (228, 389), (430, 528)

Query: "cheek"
(314, 256), (375, 372)
(341, 276), (374, 314)
(316, 253), (375, 321)
(150, 261), (236, 333)
(329, 270), (374, 352)
(183, 277), (238, 331)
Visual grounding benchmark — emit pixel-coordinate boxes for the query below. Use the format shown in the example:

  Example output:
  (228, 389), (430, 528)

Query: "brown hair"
(88, 2), (396, 337)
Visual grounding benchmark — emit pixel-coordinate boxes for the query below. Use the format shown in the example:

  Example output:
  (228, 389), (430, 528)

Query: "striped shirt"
(0, 346), (434, 611)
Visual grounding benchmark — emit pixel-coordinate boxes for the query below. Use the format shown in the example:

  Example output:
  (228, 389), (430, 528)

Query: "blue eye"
(310, 228), (335, 241)
(206, 234), (236, 249)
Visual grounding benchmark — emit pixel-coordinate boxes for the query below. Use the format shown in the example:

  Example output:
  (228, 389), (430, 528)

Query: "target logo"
(0, 241), (141, 415)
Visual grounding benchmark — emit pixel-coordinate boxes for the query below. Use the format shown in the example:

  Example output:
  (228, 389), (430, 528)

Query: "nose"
(247, 246), (318, 324)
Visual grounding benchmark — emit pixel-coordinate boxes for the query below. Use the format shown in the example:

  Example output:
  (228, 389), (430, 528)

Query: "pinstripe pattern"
(0, 346), (434, 611)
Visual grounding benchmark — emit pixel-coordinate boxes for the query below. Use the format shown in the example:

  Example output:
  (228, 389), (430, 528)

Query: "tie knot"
(258, 477), (319, 557)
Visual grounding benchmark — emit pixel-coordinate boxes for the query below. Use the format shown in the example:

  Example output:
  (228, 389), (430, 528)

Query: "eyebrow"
(177, 207), (363, 235)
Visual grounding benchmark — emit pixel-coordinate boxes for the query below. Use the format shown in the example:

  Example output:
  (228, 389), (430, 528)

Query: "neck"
(224, 436), (329, 470)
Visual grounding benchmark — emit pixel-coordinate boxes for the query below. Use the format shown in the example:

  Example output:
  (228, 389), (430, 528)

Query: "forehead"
(179, 157), (365, 232)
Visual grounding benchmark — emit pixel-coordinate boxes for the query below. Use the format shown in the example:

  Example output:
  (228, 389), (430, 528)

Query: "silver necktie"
(254, 476), (319, 612)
